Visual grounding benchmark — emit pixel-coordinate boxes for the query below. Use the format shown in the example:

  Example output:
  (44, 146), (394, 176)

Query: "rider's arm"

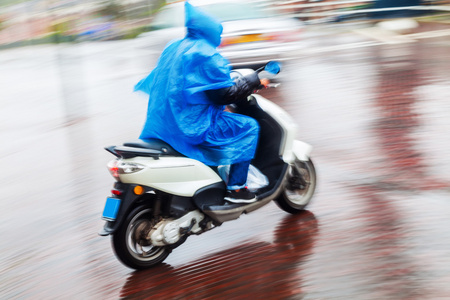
(204, 73), (261, 105)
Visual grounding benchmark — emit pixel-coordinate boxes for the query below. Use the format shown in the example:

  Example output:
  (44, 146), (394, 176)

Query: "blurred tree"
(375, 0), (421, 6)
(98, 0), (124, 20)
(373, 0), (424, 17)
(0, 0), (28, 7)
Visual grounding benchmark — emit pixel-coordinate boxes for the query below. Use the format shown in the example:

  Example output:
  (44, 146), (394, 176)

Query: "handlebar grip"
(267, 83), (280, 88)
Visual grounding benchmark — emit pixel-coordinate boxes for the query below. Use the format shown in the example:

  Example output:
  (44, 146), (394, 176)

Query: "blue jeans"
(227, 160), (251, 190)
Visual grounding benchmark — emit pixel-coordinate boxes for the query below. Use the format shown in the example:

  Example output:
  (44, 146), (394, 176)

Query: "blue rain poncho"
(135, 1), (259, 166)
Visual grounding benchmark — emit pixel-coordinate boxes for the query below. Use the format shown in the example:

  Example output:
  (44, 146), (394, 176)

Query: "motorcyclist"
(135, 1), (265, 203)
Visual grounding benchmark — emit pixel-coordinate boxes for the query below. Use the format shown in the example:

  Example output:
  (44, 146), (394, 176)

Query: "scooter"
(99, 62), (316, 270)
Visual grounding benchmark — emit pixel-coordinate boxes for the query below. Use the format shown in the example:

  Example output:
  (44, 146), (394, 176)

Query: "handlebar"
(266, 83), (280, 89)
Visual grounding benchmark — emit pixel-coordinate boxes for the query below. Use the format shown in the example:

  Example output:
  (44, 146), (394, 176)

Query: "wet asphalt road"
(1, 21), (450, 299)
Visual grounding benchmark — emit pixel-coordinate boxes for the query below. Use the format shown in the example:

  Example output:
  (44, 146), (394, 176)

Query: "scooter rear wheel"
(275, 159), (316, 214)
(112, 206), (171, 270)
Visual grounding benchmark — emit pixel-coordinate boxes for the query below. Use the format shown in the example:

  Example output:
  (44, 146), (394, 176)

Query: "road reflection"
(354, 184), (426, 299)
(371, 45), (447, 190)
(120, 211), (318, 299)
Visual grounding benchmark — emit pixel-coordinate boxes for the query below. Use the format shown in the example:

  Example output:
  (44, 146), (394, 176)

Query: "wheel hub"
(133, 220), (153, 247)
(288, 176), (304, 190)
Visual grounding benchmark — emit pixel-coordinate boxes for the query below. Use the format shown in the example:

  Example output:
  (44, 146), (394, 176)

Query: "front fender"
(292, 140), (313, 161)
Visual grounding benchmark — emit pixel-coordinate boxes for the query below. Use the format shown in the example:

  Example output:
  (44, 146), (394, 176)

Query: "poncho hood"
(185, 1), (223, 47)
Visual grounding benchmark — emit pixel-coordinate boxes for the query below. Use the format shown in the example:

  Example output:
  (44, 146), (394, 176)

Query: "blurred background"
(1, 0), (450, 299)
(0, 0), (448, 50)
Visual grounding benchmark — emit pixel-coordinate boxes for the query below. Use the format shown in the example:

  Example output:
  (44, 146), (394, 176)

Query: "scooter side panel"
(118, 157), (223, 197)
(251, 94), (299, 163)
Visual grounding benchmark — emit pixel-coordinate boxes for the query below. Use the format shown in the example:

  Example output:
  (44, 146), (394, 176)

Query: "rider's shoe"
(224, 188), (257, 204)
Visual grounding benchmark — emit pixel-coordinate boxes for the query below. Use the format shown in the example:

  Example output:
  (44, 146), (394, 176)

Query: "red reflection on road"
(372, 46), (448, 190)
(120, 211), (318, 299)
(352, 184), (426, 299)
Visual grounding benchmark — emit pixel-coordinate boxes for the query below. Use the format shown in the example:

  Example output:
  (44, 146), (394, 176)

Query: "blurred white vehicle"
(137, 0), (304, 67)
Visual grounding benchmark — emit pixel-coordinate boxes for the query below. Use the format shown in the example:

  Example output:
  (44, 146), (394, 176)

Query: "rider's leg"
(225, 160), (257, 203)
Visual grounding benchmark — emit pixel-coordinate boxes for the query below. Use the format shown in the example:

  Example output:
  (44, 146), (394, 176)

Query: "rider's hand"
(224, 105), (236, 113)
(260, 78), (270, 89)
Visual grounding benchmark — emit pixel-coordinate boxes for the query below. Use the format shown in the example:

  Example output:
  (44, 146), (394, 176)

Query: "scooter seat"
(123, 139), (185, 157)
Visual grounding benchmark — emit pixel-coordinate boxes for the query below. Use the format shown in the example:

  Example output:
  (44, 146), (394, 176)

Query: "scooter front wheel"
(275, 159), (316, 214)
(112, 206), (171, 270)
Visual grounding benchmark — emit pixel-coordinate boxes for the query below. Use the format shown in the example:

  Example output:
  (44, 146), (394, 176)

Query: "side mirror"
(264, 61), (281, 75)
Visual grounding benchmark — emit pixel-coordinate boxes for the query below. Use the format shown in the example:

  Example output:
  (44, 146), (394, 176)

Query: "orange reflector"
(134, 185), (144, 195)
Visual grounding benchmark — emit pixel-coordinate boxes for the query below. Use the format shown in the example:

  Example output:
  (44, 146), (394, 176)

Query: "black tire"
(275, 159), (317, 214)
(112, 206), (171, 270)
